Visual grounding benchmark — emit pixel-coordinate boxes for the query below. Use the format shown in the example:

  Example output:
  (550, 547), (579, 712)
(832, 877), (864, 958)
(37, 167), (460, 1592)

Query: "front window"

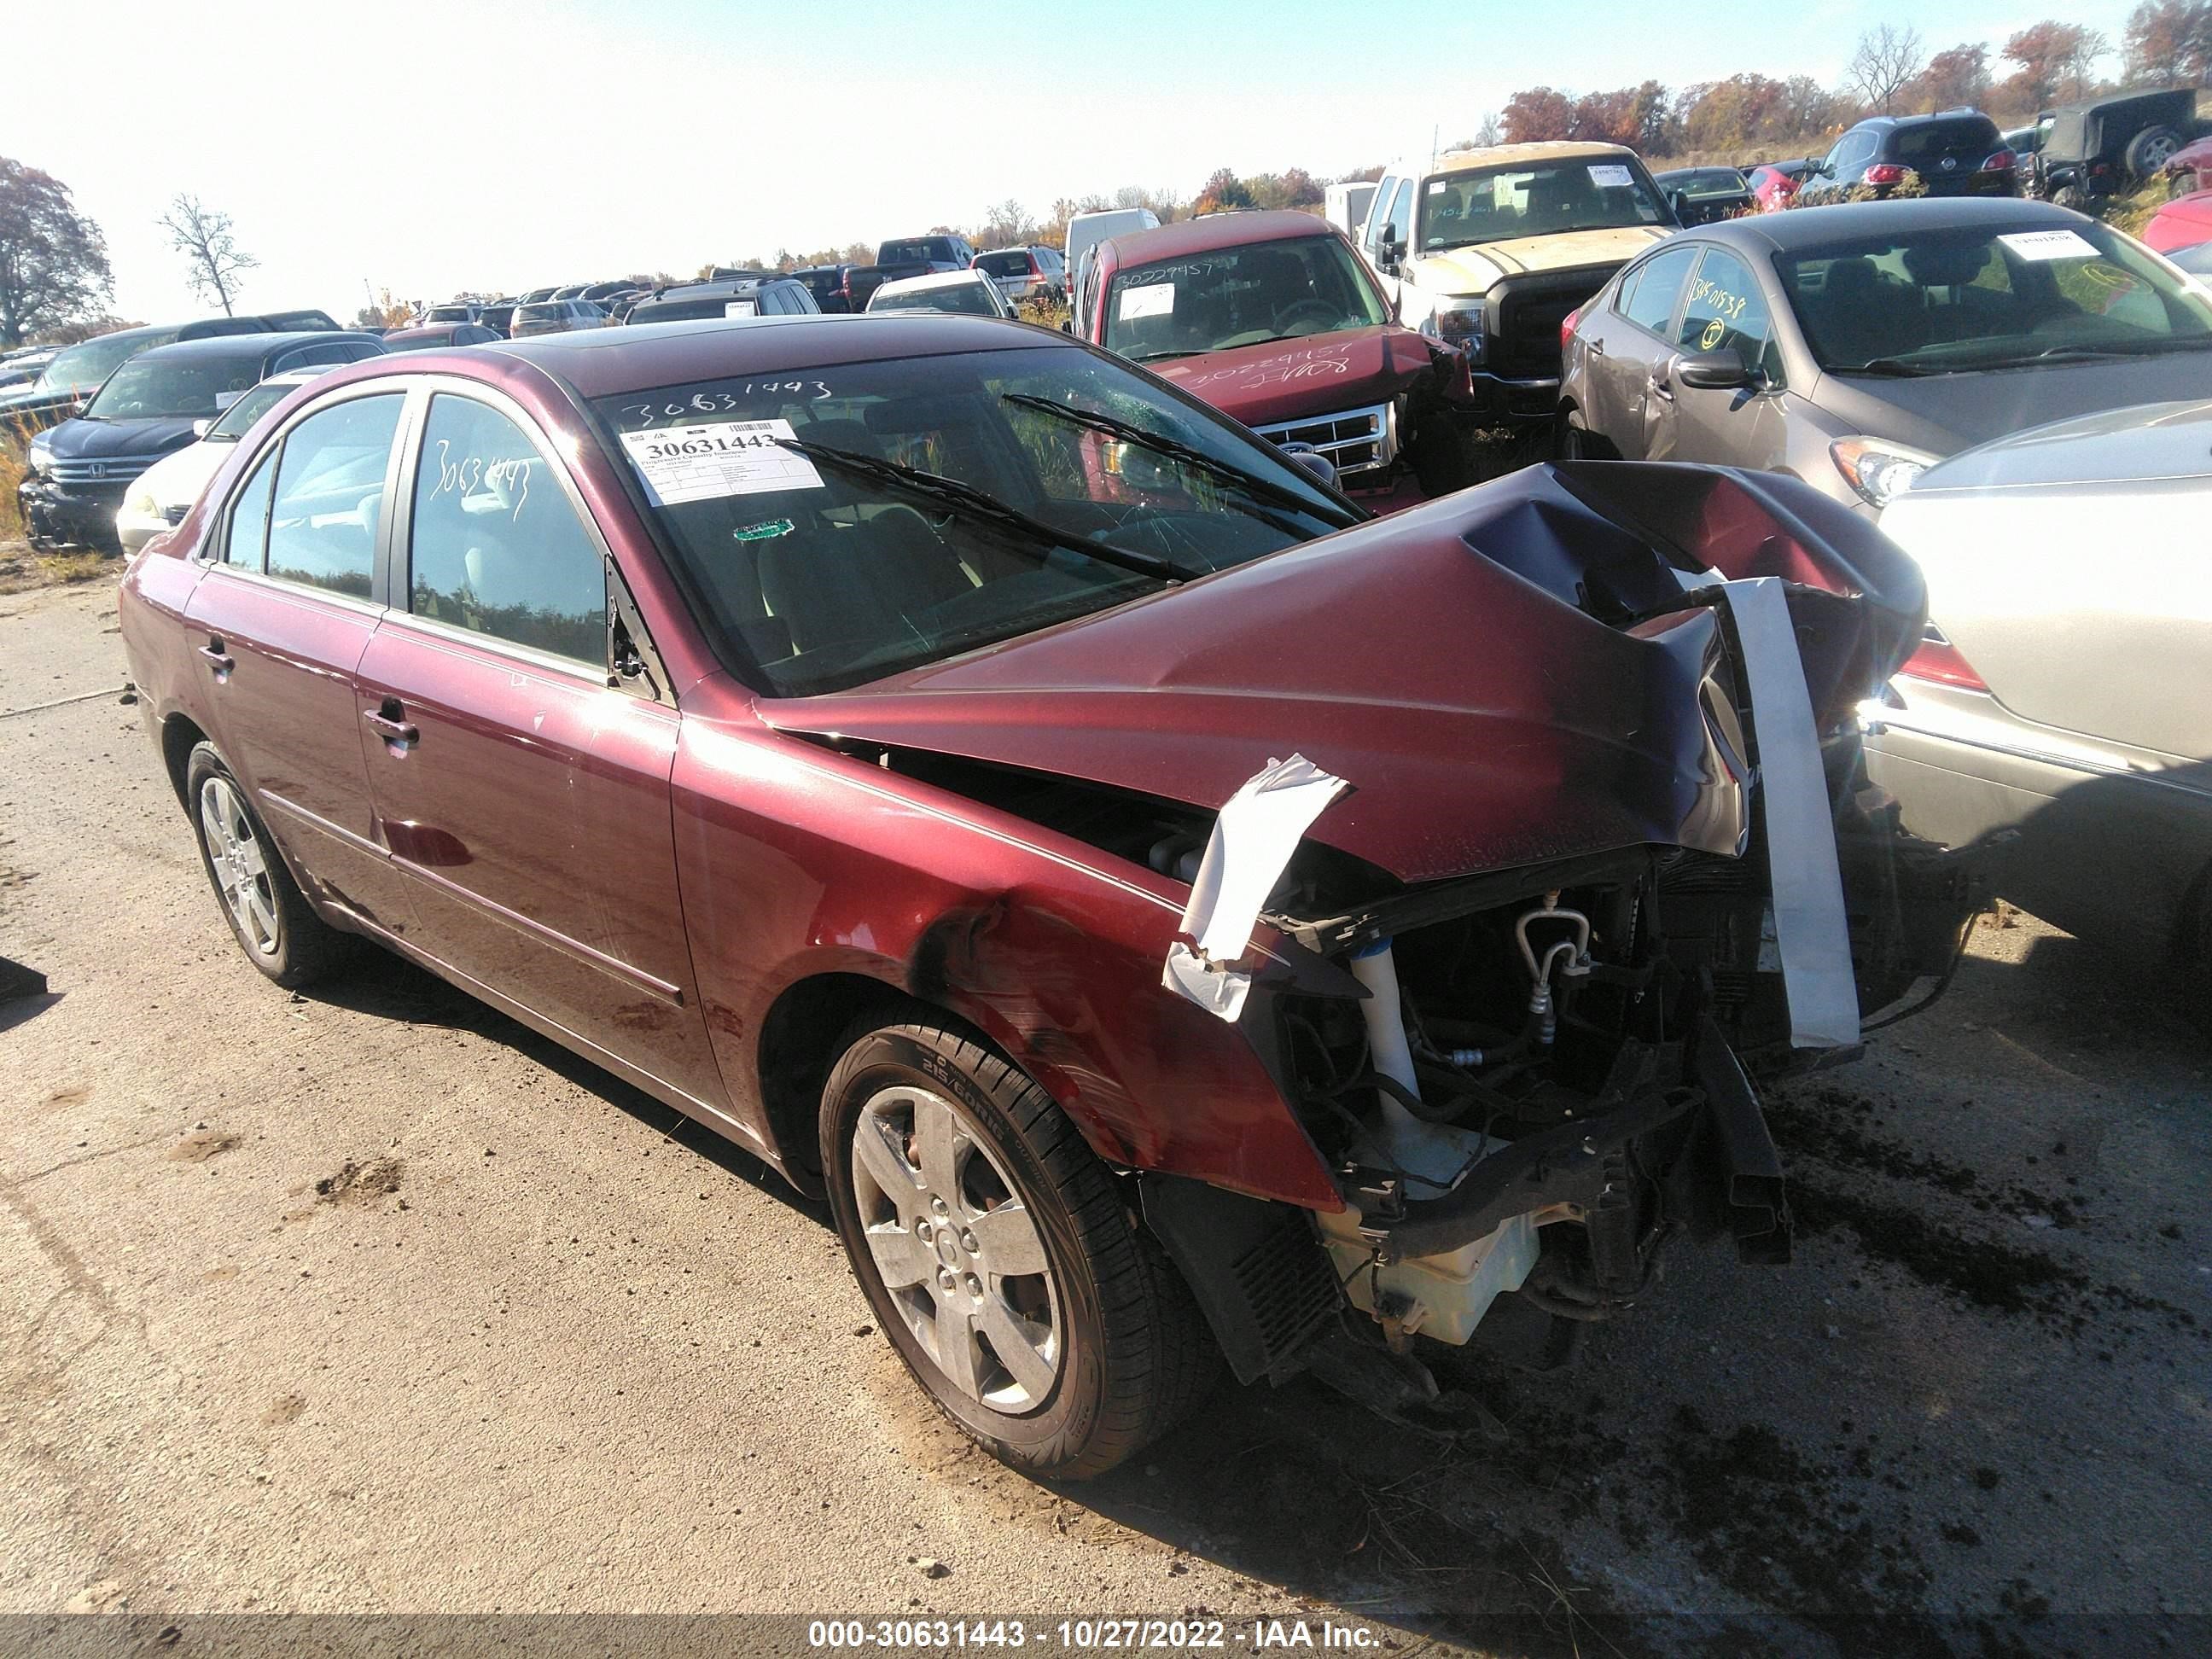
(872, 282), (998, 317)
(86, 357), (261, 420)
(1103, 236), (1388, 364)
(595, 345), (1357, 697)
(47, 332), (169, 391)
(1419, 159), (1668, 252)
(207, 380), (301, 440)
(1774, 221), (2212, 375)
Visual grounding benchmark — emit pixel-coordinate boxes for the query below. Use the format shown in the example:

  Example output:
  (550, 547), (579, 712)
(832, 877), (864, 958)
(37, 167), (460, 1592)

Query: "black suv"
(1800, 112), (2022, 205)
(20, 331), (384, 550)
(0, 310), (345, 437)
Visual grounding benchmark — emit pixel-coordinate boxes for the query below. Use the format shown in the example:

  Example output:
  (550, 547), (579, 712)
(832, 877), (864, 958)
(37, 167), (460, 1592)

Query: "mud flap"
(1138, 1173), (1341, 1386)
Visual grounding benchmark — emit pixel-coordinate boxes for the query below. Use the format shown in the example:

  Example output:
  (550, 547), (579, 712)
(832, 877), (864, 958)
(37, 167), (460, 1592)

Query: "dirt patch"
(1769, 1087), (2085, 1229)
(314, 1157), (405, 1206)
(259, 1392), (306, 1427)
(0, 545), (114, 597)
(167, 1128), (241, 1163)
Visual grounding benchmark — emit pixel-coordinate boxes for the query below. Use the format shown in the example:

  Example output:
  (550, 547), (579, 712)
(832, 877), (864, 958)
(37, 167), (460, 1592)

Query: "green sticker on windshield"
(731, 516), (795, 543)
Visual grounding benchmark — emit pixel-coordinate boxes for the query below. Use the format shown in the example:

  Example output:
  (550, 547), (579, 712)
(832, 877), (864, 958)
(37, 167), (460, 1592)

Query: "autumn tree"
(2001, 21), (2110, 107)
(0, 157), (113, 347)
(1912, 44), (1994, 110)
(1501, 87), (1575, 143)
(2124, 0), (2212, 84)
(1848, 25), (1927, 114)
(160, 194), (257, 315)
(1191, 168), (1255, 214)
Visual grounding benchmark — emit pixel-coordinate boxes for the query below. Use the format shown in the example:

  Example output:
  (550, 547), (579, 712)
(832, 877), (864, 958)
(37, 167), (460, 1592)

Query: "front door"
(182, 388), (421, 936)
(1647, 247), (1790, 469)
(352, 385), (728, 1113)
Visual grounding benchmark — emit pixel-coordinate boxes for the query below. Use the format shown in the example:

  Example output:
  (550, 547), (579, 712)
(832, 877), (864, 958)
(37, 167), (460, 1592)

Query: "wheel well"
(160, 714), (208, 807)
(755, 973), (911, 1196)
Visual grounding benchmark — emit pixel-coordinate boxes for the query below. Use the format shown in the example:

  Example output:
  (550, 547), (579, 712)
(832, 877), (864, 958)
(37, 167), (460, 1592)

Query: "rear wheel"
(821, 1020), (1217, 1480)
(2128, 125), (2183, 182)
(183, 742), (353, 987)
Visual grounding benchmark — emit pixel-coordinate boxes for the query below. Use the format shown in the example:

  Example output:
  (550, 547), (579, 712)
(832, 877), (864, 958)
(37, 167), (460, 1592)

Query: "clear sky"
(9, 0), (2142, 323)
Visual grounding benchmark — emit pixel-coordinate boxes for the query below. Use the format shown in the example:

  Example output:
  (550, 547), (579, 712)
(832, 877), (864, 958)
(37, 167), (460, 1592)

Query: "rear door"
(1584, 242), (1697, 459)
(182, 387), (422, 934)
(351, 382), (727, 1110)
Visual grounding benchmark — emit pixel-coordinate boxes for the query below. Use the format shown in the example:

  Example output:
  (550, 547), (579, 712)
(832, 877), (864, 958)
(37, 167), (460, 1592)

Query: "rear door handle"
(364, 698), (419, 749)
(198, 639), (234, 675)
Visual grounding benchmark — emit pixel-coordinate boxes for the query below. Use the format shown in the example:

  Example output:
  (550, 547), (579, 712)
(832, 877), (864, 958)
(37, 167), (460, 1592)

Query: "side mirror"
(1059, 319), (1073, 335)
(191, 418), (213, 438)
(1674, 347), (1753, 391)
(1278, 442), (1338, 491)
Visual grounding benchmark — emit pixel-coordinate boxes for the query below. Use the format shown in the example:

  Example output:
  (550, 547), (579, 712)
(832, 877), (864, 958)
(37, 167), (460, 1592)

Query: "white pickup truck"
(1356, 141), (1678, 433)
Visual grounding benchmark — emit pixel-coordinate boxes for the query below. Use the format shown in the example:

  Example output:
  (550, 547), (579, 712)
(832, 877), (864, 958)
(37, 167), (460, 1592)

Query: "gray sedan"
(1866, 400), (2212, 981)
(1558, 197), (2212, 514)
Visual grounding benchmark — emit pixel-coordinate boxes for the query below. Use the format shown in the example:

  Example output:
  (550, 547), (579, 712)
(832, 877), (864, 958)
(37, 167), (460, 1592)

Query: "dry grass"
(0, 548), (111, 596)
(0, 428), (26, 543)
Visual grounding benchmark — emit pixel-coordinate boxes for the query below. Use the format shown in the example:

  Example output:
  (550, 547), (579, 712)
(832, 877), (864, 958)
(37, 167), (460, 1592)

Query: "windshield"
(1420, 159), (1668, 251)
(207, 379), (303, 440)
(871, 282), (997, 316)
(424, 306), (473, 323)
(85, 355), (260, 420)
(1775, 221), (2212, 374)
(1103, 236), (1388, 362)
(46, 332), (169, 392)
(595, 345), (1356, 696)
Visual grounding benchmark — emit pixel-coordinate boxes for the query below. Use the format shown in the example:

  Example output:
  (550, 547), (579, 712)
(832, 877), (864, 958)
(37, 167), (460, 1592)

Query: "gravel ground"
(3, 571), (2207, 1656)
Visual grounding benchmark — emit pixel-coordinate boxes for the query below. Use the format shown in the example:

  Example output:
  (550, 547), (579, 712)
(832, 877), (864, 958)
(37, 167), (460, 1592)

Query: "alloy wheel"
(849, 1083), (1061, 1412)
(199, 775), (281, 958)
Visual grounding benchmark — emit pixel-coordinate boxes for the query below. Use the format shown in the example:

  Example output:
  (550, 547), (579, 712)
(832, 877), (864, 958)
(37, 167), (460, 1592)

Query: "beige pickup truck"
(1356, 141), (1678, 431)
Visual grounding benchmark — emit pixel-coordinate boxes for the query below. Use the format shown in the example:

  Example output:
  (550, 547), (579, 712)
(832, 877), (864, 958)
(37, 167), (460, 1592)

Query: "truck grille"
(1254, 401), (1396, 478)
(47, 457), (150, 486)
(1490, 267), (1618, 381)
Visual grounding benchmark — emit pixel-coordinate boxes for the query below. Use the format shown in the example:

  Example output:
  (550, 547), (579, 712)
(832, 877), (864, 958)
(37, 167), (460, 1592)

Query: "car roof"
(1854, 110), (1996, 131)
(129, 330), (381, 362)
(474, 314), (1062, 397)
(876, 270), (992, 294)
(1104, 209), (1342, 265)
(1425, 140), (1636, 176)
(1679, 195), (2092, 253)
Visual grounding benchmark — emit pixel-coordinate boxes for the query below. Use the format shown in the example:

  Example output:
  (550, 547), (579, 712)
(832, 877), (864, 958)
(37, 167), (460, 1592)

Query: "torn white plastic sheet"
(1162, 754), (1348, 1022)
(1720, 577), (1861, 1050)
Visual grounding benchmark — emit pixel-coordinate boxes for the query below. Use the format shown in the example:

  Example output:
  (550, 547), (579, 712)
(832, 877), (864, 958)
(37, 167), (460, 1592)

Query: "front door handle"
(1649, 372), (1676, 404)
(199, 638), (234, 675)
(364, 697), (419, 750)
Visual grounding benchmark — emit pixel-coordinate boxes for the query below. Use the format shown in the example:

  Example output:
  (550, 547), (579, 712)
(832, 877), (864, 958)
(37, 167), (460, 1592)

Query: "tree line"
(1490, 7), (2210, 162)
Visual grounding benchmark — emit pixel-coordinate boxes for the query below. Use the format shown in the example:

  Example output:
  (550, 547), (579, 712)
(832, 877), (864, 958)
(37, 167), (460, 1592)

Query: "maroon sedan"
(1076, 211), (1471, 507)
(120, 314), (1968, 1478)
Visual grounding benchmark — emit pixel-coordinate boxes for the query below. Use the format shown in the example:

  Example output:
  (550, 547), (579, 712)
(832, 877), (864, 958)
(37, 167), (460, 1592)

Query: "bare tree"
(1475, 110), (1504, 147)
(1848, 24), (1927, 114)
(159, 194), (257, 315)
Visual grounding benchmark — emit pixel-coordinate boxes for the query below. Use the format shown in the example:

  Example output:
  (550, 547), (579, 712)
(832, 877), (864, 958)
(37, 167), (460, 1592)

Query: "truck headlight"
(1421, 298), (1487, 363)
(1831, 437), (1936, 508)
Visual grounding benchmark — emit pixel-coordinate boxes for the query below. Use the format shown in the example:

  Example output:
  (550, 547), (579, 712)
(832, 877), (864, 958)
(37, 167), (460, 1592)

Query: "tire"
(821, 1020), (1218, 1481)
(1406, 410), (1478, 496)
(2127, 125), (2182, 183)
(1557, 409), (1601, 461)
(2052, 183), (2093, 216)
(183, 742), (354, 988)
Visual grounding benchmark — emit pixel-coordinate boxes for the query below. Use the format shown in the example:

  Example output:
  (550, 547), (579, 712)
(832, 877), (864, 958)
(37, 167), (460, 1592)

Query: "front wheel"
(821, 1021), (1217, 1480)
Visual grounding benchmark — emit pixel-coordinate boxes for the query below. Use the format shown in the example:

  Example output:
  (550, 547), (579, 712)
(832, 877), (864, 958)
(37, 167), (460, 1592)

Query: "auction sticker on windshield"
(1118, 283), (1175, 322)
(2000, 229), (2101, 263)
(617, 418), (824, 504)
(1588, 164), (1633, 189)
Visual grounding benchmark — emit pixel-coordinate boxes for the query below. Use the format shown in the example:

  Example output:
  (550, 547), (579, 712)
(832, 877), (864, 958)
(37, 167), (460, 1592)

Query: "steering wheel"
(1275, 300), (1343, 335)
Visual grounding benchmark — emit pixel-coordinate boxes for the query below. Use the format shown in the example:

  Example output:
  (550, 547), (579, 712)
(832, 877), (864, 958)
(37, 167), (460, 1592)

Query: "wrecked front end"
(775, 461), (1980, 1406)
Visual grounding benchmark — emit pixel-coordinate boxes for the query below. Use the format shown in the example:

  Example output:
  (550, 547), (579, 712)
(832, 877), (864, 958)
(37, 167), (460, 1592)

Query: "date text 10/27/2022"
(806, 1620), (1386, 1650)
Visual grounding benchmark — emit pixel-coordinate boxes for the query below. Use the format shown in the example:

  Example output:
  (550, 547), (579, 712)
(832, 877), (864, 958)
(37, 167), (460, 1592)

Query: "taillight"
(1865, 163), (1906, 186)
(1982, 149), (2016, 172)
(1561, 306), (1582, 349)
(1899, 626), (1988, 691)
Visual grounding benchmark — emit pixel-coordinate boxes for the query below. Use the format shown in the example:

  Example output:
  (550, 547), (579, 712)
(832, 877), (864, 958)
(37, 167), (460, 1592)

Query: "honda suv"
(1800, 112), (2021, 205)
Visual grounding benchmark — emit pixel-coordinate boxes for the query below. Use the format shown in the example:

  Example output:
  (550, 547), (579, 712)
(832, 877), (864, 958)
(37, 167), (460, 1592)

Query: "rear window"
(882, 240), (954, 264)
(975, 251), (1032, 276)
(1891, 118), (2000, 161)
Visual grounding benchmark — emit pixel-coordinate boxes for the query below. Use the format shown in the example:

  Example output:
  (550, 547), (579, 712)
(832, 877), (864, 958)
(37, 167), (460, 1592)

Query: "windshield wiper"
(771, 437), (1202, 584)
(1000, 393), (1338, 521)
(1842, 358), (1936, 377)
(2032, 335), (2212, 360)
(1126, 348), (1208, 363)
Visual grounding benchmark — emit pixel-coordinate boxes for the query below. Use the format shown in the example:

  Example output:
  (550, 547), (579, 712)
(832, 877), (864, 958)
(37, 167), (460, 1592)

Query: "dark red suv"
(119, 314), (1969, 1478)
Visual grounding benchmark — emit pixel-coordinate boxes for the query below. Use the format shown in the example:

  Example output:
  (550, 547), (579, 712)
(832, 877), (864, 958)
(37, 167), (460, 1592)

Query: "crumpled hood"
(1152, 326), (1441, 429)
(759, 466), (1848, 885)
(1412, 224), (1669, 292)
(41, 415), (201, 463)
